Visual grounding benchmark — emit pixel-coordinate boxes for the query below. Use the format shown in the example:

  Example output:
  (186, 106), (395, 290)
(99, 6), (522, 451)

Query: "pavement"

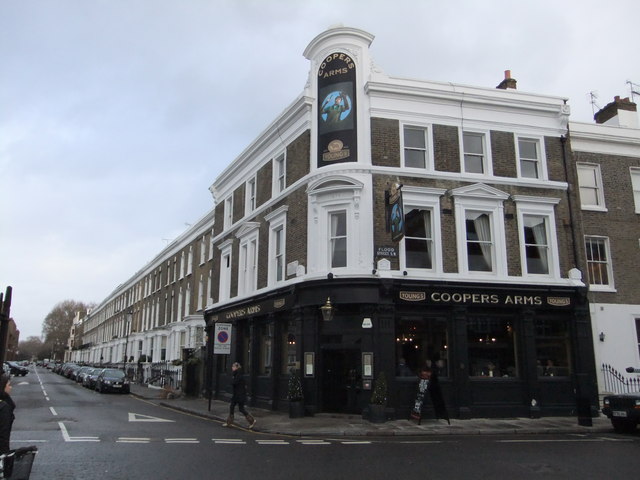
(129, 383), (613, 437)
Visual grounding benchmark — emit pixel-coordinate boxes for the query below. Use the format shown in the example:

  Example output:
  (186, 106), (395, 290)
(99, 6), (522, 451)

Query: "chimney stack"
(594, 96), (638, 128)
(496, 70), (517, 90)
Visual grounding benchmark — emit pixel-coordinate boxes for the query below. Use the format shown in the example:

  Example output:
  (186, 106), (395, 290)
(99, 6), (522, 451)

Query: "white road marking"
(341, 441), (372, 444)
(213, 439), (246, 444)
(117, 437), (150, 443)
(496, 438), (630, 443)
(297, 439), (331, 445)
(58, 422), (100, 442)
(165, 438), (199, 443)
(256, 439), (289, 445)
(128, 412), (175, 423)
(49, 407), (58, 416)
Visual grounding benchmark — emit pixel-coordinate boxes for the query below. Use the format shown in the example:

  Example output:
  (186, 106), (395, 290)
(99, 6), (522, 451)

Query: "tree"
(42, 300), (93, 360)
(17, 336), (45, 360)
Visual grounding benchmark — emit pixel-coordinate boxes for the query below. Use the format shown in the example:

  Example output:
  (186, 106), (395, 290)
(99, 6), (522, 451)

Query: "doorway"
(321, 348), (361, 413)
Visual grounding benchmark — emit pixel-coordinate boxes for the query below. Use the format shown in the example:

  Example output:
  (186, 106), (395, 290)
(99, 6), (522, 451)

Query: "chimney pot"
(496, 70), (517, 90)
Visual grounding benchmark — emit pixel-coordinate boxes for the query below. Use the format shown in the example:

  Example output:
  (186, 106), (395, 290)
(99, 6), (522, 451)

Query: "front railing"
(601, 363), (640, 394)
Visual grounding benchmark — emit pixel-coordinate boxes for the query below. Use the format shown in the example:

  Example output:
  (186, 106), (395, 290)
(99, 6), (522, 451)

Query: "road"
(8, 367), (640, 479)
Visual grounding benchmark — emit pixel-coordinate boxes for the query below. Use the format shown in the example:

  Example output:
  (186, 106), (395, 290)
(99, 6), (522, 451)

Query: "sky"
(1, 0), (639, 340)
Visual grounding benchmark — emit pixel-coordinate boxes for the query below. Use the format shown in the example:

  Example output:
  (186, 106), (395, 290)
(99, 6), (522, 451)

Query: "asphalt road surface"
(8, 367), (640, 480)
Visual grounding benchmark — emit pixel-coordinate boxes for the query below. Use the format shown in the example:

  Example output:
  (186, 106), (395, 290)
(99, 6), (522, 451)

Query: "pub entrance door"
(321, 347), (361, 414)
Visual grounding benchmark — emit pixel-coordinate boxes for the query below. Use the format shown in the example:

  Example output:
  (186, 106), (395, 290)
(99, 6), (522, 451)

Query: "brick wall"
(371, 118), (400, 167)
(433, 124), (460, 172)
(491, 130), (517, 178)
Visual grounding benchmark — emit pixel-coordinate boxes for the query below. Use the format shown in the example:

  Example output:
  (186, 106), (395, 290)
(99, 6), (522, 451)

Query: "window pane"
(521, 159), (539, 178)
(466, 212), (492, 272)
(523, 215), (549, 274)
(518, 139), (537, 159)
(405, 208), (432, 269)
(396, 319), (449, 377)
(463, 133), (483, 154)
(281, 323), (298, 375)
(405, 128), (426, 149)
(468, 317), (517, 377)
(464, 154), (484, 173)
(535, 319), (571, 377)
(405, 149), (426, 168)
(585, 237), (610, 285)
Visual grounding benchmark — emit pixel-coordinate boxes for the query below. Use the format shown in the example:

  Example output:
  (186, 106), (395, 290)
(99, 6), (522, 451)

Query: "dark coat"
(231, 370), (247, 403)
(0, 396), (15, 454)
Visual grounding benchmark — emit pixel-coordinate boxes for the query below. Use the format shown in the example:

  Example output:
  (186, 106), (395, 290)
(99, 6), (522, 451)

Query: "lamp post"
(320, 297), (334, 322)
(123, 309), (132, 375)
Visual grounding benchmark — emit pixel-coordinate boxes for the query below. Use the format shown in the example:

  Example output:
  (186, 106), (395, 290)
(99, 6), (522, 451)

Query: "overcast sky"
(1, 0), (638, 340)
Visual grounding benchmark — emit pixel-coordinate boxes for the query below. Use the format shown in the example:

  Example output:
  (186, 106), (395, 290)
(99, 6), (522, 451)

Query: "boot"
(222, 415), (234, 427)
(245, 414), (256, 429)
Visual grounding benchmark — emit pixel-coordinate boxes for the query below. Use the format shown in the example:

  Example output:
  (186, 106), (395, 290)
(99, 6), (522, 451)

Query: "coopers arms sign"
(399, 290), (571, 307)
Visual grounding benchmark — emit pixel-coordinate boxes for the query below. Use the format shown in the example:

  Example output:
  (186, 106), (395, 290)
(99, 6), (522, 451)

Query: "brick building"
(72, 26), (640, 419)
(203, 27), (597, 419)
(569, 96), (640, 392)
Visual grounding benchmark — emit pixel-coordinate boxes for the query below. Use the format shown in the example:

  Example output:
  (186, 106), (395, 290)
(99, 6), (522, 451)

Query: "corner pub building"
(205, 26), (598, 420)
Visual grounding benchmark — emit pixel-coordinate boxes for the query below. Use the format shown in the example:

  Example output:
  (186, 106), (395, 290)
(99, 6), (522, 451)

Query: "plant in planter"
(287, 370), (305, 418)
(369, 371), (388, 423)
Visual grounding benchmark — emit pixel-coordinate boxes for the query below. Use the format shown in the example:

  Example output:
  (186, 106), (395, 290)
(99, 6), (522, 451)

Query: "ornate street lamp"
(320, 297), (334, 322)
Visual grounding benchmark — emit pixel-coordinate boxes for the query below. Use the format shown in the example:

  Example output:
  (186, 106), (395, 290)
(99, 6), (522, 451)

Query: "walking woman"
(223, 362), (256, 429)
(0, 374), (15, 454)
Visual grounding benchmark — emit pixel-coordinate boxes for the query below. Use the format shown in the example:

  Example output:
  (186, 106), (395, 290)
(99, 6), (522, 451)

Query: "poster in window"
(317, 52), (357, 167)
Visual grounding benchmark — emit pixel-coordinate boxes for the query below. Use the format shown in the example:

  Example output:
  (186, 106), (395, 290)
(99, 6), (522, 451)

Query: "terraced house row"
(67, 27), (640, 419)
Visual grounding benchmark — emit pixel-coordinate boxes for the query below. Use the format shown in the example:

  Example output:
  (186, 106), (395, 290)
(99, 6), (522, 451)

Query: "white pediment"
(449, 183), (509, 201)
(235, 221), (260, 238)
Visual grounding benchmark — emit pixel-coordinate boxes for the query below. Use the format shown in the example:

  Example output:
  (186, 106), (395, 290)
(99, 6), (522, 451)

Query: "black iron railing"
(601, 363), (640, 394)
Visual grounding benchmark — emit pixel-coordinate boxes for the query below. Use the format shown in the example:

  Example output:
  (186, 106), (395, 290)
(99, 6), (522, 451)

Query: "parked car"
(602, 366), (640, 433)
(76, 366), (93, 384)
(602, 392), (640, 433)
(5, 361), (28, 376)
(95, 368), (130, 394)
(83, 368), (102, 389)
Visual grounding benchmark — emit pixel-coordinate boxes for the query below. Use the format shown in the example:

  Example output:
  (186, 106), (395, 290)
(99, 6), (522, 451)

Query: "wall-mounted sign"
(398, 289), (572, 308)
(386, 183), (404, 242)
(317, 52), (357, 167)
(214, 323), (232, 355)
(376, 246), (397, 258)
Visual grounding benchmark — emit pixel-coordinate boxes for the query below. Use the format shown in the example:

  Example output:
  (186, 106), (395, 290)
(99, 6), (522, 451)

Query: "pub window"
(281, 325), (298, 375)
(404, 208), (433, 269)
(329, 210), (347, 268)
(522, 214), (550, 275)
(534, 318), (571, 377)
(467, 317), (517, 378)
(395, 318), (449, 378)
(258, 323), (273, 376)
(465, 211), (494, 272)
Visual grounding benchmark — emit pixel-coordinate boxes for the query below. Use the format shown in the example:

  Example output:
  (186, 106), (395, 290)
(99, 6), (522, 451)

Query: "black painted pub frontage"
(204, 277), (598, 420)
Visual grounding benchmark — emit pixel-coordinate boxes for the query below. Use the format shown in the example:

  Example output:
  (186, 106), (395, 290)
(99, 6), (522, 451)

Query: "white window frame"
(401, 124), (433, 170)
(306, 176), (366, 273)
(461, 130), (492, 176)
(236, 222), (260, 297)
(585, 235), (615, 291)
(245, 176), (257, 215)
(218, 240), (233, 302)
(630, 167), (640, 214)
(272, 152), (286, 196)
(577, 163), (606, 211)
(328, 210), (348, 268)
(265, 206), (288, 285)
(209, 229), (215, 261)
(224, 195), (234, 230)
(200, 237), (206, 265)
(515, 135), (547, 180)
(513, 196), (561, 278)
(452, 184), (508, 276)
(399, 187), (445, 274)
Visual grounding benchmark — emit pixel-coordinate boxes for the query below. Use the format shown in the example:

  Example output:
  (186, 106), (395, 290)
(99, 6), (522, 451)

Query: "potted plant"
(369, 371), (388, 423)
(287, 370), (305, 418)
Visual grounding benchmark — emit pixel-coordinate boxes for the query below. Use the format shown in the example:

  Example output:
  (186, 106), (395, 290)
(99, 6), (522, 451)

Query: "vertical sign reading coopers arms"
(317, 52), (357, 168)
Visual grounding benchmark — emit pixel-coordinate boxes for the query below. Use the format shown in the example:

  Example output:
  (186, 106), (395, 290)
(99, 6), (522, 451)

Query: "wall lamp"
(599, 332), (605, 342)
(320, 297), (334, 322)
